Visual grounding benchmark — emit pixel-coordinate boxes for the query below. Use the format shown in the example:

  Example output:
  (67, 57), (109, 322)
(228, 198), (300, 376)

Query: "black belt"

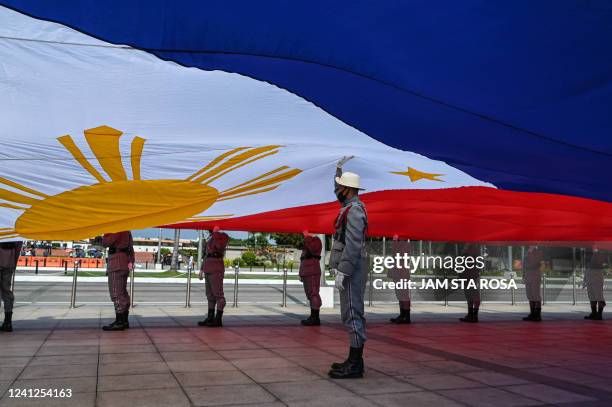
(108, 247), (130, 255)
(206, 253), (223, 258)
(301, 255), (321, 260)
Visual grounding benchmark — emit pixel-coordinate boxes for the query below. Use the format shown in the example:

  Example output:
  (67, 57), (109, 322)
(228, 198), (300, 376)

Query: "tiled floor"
(0, 303), (611, 406)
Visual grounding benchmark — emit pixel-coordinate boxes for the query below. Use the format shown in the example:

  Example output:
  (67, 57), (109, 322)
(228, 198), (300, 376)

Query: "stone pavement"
(0, 303), (611, 407)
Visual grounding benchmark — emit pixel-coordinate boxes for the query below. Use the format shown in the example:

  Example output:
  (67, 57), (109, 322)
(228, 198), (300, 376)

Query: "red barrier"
(17, 256), (103, 268)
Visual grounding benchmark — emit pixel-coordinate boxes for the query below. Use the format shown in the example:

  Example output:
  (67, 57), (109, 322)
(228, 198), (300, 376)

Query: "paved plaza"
(0, 304), (611, 407)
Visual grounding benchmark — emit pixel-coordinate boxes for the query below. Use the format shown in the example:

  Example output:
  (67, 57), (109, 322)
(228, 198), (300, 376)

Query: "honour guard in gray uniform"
(0, 240), (23, 332)
(459, 243), (481, 323)
(388, 235), (411, 324)
(584, 246), (607, 320)
(328, 156), (368, 379)
(523, 246), (544, 322)
(101, 231), (135, 331)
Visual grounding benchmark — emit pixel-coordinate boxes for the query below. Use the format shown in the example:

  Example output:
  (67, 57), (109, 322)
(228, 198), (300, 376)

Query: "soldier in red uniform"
(198, 226), (229, 327)
(459, 243), (482, 323)
(299, 231), (323, 326)
(584, 246), (607, 320)
(388, 235), (412, 324)
(0, 240), (23, 332)
(101, 231), (135, 331)
(523, 246), (545, 322)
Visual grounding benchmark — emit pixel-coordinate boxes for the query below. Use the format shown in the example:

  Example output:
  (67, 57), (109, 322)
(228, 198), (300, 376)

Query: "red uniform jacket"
(102, 231), (135, 272)
(299, 236), (322, 277)
(0, 241), (22, 268)
(524, 247), (544, 271)
(203, 232), (229, 274)
(590, 251), (607, 269)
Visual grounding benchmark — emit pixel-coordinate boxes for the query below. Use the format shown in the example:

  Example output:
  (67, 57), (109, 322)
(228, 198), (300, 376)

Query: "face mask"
(335, 187), (346, 203)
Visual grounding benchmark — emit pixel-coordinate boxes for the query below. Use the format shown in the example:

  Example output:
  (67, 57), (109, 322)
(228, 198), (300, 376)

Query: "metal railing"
(282, 267), (288, 307)
(185, 264), (193, 308)
(232, 265), (239, 307)
(13, 239), (610, 309)
(70, 261), (78, 308)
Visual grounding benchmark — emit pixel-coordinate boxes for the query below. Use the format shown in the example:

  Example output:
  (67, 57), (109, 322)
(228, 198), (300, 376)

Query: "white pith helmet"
(335, 171), (364, 190)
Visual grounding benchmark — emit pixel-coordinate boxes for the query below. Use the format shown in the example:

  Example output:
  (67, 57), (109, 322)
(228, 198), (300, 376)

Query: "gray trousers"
(0, 266), (15, 313)
(340, 268), (367, 348)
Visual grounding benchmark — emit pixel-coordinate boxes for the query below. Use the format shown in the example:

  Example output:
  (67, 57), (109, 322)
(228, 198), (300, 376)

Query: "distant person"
(584, 246), (607, 320)
(198, 227), (229, 327)
(329, 156), (368, 379)
(459, 243), (481, 323)
(299, 231), (323, 326)
(188, 255), (195, 272)
(388, 235), (412, 324)
(0, 240), (23, 332)
(101, 231), (135, 331)
(523, 246), (544, 322)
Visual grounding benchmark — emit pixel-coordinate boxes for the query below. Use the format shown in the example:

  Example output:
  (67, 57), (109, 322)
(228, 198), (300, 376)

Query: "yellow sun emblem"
(0, 125), (301, 240)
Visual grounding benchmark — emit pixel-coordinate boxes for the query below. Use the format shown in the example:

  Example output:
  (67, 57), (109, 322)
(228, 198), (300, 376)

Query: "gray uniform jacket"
(329, 168), (368, 277)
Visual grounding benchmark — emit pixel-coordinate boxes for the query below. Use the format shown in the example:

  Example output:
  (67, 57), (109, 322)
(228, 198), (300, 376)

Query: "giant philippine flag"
(0, 2), (611, 242)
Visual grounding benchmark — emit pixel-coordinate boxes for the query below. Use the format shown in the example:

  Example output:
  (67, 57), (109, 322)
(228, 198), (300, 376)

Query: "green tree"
(271, 233), (304, 249)
(246, 232), (270, 250)
(241, 251), (257, 266)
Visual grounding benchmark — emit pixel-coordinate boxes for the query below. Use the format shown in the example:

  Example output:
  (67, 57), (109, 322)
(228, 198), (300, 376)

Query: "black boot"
(301, 309), (321, 326)
(585, 301), (598, 320)
(103, 313), (126, 331)
(596, 301), (606, 320)
(329, 346), (364, 379)
(533, 303), (542, 322)
(331, 348), (351, 370)
(471, 307), (479, 323)
(390, 307), (411, 324)
(124, 310), (130, 328)
(198, 308), (215, 326)
(1, 312), (13, 332)
(460, 303), (475, 322)
(523, 301), (535, 321)
(390, 305), (403, 323)
(207, 310), (223, 327)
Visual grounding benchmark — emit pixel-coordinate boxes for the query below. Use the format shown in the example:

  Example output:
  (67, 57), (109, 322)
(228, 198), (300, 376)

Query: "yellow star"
(391, 167), (444, 182)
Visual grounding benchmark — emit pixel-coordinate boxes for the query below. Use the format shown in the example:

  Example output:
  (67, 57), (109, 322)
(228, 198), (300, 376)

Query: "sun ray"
(217, 185), (279, 202)
(220, 166), (289, 195)
(0, 177), (48, 198)
(186, 147), (249, 181)
(0, 187), (38, 206)
(0, 229), (18, 237)
(202, 150), (280, 185)
(131, 136), (146, 180)
(218, 168), (301, 200)
(193, 146), (281, 184)
(1, 203), (27, 210)
(84, 126), (128, 182)
(186, 214), (234, 220)
(57, 135), (107, 183)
